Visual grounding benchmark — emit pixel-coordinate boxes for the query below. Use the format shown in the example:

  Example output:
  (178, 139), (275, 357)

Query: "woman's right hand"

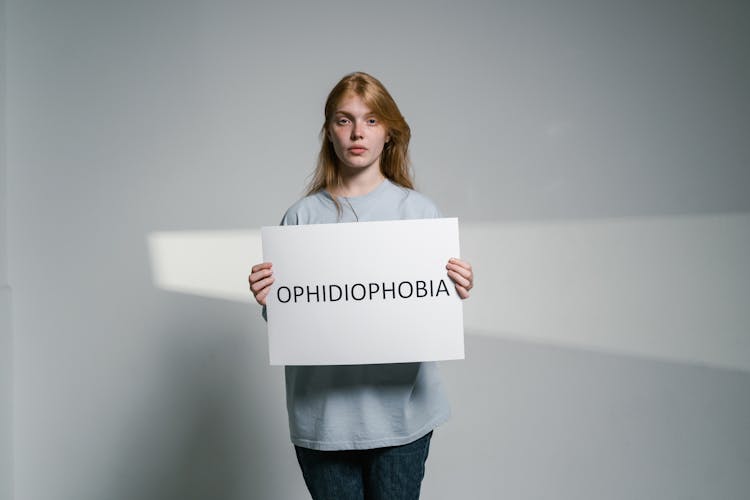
(248, 262), (275, 306)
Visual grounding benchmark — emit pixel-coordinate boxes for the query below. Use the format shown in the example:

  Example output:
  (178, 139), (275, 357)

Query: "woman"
(249, 72), (473, 499)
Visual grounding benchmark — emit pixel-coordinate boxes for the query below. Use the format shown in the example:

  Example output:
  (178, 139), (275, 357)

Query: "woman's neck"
(333, 166), (386, 198)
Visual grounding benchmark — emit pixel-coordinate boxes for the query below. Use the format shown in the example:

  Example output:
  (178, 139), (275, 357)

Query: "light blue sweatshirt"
(273, 178), (451, 451)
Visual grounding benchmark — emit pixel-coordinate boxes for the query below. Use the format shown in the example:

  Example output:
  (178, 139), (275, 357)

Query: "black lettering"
(382, 281), (396, 300)
(398, 281), (414, 298)
(280, 279), (449, 303)
(329, 284), (342, 302)
(351, 283), (366, 301)
(436, 279), (450, 297)
(277, 286), (291, 303)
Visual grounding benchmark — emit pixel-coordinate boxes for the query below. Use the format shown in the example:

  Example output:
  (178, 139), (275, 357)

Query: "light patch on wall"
(147, 213), (750, 373)
(461, 213), (750, 373)
(147, 230), (263, 303)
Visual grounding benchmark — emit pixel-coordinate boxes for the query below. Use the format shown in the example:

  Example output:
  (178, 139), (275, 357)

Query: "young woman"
(248, 72), (474, 500)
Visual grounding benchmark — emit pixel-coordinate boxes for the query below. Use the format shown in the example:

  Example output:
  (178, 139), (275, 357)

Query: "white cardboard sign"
(261, 218), (465, 366)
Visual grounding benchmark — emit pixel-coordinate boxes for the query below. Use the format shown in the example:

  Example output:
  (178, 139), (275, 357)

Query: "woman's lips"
(348, 146), (367, 154)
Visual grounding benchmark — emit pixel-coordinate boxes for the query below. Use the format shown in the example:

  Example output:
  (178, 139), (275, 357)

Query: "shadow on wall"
(424, 331), (750, 500)
(147, 213), (750, 373)
(107, 298), (305, 500)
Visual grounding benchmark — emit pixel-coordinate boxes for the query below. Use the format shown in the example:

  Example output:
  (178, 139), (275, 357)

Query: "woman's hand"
(248, 262), (275, 306)
(446, 258), (473, 299)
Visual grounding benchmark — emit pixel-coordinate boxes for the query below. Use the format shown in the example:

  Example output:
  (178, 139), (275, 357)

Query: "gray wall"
(1, 0), (13, 498)
(6, 1), (750, 499)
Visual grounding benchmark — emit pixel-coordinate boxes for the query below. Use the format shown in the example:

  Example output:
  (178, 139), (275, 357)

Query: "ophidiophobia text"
(276, 279), (451, 304)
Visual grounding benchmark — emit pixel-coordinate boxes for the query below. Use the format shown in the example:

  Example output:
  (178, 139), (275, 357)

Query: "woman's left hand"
(446, 257), (474, 299)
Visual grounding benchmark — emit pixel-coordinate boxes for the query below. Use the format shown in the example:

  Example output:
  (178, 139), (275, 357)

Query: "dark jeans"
(294, 431), (433, 500)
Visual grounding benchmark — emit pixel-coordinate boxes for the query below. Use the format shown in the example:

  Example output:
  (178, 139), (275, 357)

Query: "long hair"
(306, 72), (414, 205)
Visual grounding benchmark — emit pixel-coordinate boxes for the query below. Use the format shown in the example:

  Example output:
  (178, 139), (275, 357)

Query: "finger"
(448, 257), (471, 269)
(250, 276), (275, 294)
(454, 283), (470, 299)
(448, 258), (472, 271)
(249, 267), (274, 285)
(447, 269), (471, 289)
(446, 262), (472, 281)
(256, 287), (271, 306)
(251, 262), (273, 273)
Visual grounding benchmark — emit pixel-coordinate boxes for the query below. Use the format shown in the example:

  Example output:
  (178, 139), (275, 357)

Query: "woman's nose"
(351, 121), (364, 139)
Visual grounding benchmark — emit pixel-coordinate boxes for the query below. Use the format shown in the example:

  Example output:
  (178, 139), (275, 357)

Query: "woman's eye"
(336, 118), (350, 125)
(368, 118), (377, 125)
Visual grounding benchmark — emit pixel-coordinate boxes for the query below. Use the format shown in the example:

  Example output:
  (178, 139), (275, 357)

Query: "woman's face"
(327, 93), (390, 173)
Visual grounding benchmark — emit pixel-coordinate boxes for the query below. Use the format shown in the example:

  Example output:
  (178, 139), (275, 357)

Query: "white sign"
(261, 218), (465, 365)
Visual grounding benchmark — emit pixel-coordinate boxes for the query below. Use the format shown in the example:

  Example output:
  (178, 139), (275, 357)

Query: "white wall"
(6, 1), (750, 499)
